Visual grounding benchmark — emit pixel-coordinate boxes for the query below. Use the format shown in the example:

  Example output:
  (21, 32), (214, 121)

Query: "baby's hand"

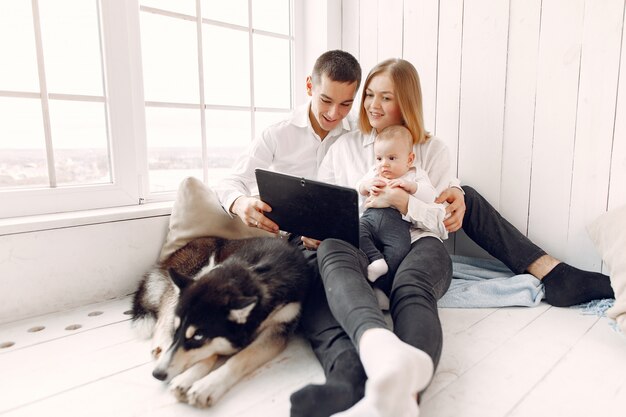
(366, 178), (388, 196)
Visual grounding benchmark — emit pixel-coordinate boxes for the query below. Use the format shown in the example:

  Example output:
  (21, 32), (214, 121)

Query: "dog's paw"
(169, 373), (194, 403)
(186, 372), (229, 408)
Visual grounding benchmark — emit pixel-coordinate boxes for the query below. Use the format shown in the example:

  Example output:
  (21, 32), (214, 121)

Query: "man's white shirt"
(215, 102), (355, 214)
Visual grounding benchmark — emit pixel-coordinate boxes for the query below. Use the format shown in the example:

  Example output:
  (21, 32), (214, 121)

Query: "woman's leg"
(289, 238), (367, 417)
(390, 237), (452, 369)
(317, 238), (388, 345)
(317, 239), (434, 417)
(461, 185), (614, 306)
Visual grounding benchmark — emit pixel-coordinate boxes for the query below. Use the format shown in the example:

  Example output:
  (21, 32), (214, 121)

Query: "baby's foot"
(367, 259), (388, 282)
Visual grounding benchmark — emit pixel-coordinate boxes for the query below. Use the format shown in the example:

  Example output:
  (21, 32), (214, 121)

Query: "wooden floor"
(1, 296), (624, 417)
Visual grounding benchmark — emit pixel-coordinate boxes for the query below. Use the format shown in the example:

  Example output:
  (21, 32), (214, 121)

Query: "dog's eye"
(192, 332), (204, 341)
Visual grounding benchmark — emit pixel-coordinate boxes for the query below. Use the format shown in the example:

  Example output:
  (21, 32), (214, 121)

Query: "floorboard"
(0, 296), (623, 417)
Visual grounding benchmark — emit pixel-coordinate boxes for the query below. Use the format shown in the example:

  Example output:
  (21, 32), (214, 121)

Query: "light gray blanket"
(438, 255), (544, 308)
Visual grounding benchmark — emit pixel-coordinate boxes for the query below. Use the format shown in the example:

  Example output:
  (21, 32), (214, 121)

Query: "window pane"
(254, 110), (290, 139)
(140, 0), (196, 16)
(201, 0), (248, 26)
(203, 25), (250, 107)
(253, 35), (290, 108)
(0, 98), (48, 189)
(0, 2), (39, 93)
(205, 109), (251, 185)
(141, 12), (199, 104)
(252, 0), (290, 35)
(38, 0), (104, 96)
(48, 100), (110, 186)
(145, 107), (202, 192)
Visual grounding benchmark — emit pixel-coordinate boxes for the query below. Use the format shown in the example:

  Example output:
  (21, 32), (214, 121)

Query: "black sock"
(543, 263), (614, 307)
(290, 350), (366, 417)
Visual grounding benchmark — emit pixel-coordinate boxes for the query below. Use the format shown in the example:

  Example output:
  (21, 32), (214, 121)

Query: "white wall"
(2, 0), (625, 323)
(341, 0), (626, 270)
(0, 215), (169, 324)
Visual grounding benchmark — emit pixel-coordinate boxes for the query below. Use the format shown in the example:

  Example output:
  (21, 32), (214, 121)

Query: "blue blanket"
(438, 255), (544, 308)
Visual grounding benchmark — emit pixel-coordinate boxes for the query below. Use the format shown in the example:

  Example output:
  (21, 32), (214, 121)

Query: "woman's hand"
(230, 196), (279, 233)
(301, 236), (321, 250)
(435, 187), (465, 232)
(365, 185), (409, 214)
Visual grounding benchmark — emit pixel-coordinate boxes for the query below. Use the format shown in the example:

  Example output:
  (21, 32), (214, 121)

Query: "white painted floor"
(1, 296), (624, 417)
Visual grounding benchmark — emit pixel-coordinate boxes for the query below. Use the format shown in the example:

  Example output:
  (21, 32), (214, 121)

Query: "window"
(0, 0), (295, 218)
(139, 0), (293, 195)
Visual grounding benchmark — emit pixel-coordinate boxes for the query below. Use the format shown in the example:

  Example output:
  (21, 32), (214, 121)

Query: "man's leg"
(461, 186), (614, 306)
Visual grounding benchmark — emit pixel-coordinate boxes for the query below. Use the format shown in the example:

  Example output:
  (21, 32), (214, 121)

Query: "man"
(215, 50), (361, 232)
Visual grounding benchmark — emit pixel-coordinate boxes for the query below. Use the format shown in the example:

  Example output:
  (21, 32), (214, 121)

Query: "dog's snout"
(152, 368), (168, 381)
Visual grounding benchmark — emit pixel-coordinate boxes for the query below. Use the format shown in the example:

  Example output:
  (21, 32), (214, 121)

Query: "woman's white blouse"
(318, 129), (460, 242)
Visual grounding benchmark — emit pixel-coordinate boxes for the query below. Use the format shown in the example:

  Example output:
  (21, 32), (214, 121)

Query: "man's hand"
(230, 196), (279, 233)
(301, 236), (321, 250)
(435, 187), (465, 232)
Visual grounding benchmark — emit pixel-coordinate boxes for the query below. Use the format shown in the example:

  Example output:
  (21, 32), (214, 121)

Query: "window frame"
(139, 0), (296, 200)
(0, 0), (299, 218)
(0, 0), (144, 218)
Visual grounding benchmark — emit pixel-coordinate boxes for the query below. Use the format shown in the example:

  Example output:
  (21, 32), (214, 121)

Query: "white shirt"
(357, 166), (437, 206)
(215, 102), (355, 213)
(318, 129), (460, 242)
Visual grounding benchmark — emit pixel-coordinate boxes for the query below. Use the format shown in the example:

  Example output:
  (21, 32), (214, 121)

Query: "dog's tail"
(130, 268), (170, 339)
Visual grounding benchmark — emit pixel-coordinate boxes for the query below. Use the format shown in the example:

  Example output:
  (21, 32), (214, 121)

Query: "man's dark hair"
(311, 50), (362, 89)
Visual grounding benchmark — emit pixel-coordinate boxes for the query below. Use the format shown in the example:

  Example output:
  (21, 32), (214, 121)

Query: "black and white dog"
(131, 236), (312, 407)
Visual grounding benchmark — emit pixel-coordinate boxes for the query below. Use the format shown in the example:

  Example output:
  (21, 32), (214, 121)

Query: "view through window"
(0, 0), (109, 191)
(0, 0), (294, 217)
(139, 0), (293, 193)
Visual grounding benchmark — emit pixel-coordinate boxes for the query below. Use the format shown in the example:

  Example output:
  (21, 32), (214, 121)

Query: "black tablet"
(255, 168), (359, 247)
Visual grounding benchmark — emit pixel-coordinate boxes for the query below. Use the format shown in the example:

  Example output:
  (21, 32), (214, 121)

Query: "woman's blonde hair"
(358, 58), (430, 144)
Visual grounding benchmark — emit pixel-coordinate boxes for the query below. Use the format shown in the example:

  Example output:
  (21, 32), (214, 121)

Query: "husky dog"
(131, 236), (312, 407)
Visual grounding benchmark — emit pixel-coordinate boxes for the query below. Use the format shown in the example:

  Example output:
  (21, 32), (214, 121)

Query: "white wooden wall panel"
(432, 0), (463, 255)
(610, 10), (626, 211)
(453, 0), (510, 257)
(527, 0), (585, 260)
(499, 0), (541, 235)
(457, 0), (509, 206)
(341, 0), (360, 61)
(403, 0), (439, 131)
(567, 0), (624, 270)
(340, 0), (624, 268)
(359, 0), (379, 79)
(377, 0), (403, 60)
(434, 0), (463, 176)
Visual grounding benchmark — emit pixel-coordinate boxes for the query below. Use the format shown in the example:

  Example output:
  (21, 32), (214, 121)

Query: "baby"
(358, 125), (437, 282)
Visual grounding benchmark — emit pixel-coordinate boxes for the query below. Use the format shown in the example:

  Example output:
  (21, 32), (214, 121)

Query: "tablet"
(255, 168), (360, 247)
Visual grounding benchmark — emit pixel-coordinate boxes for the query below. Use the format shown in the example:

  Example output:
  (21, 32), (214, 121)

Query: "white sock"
(367, 259), (388, 282)
(334, 328), (433, 417)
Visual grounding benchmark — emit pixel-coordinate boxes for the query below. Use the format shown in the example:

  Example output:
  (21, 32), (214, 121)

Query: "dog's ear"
(228, 296), (257, 324)
(169, 268), (193, 290)
(250, 262), (272, 275)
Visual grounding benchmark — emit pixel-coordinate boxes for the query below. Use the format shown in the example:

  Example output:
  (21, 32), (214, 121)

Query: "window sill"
(0, 202), (173, 236)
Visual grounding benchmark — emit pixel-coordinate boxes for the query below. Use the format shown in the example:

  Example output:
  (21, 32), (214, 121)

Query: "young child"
(358, 125), (437, 282)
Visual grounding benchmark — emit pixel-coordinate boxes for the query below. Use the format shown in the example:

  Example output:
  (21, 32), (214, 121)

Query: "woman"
(293, 58), (456, 417)
(291, 58), (614, 417)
